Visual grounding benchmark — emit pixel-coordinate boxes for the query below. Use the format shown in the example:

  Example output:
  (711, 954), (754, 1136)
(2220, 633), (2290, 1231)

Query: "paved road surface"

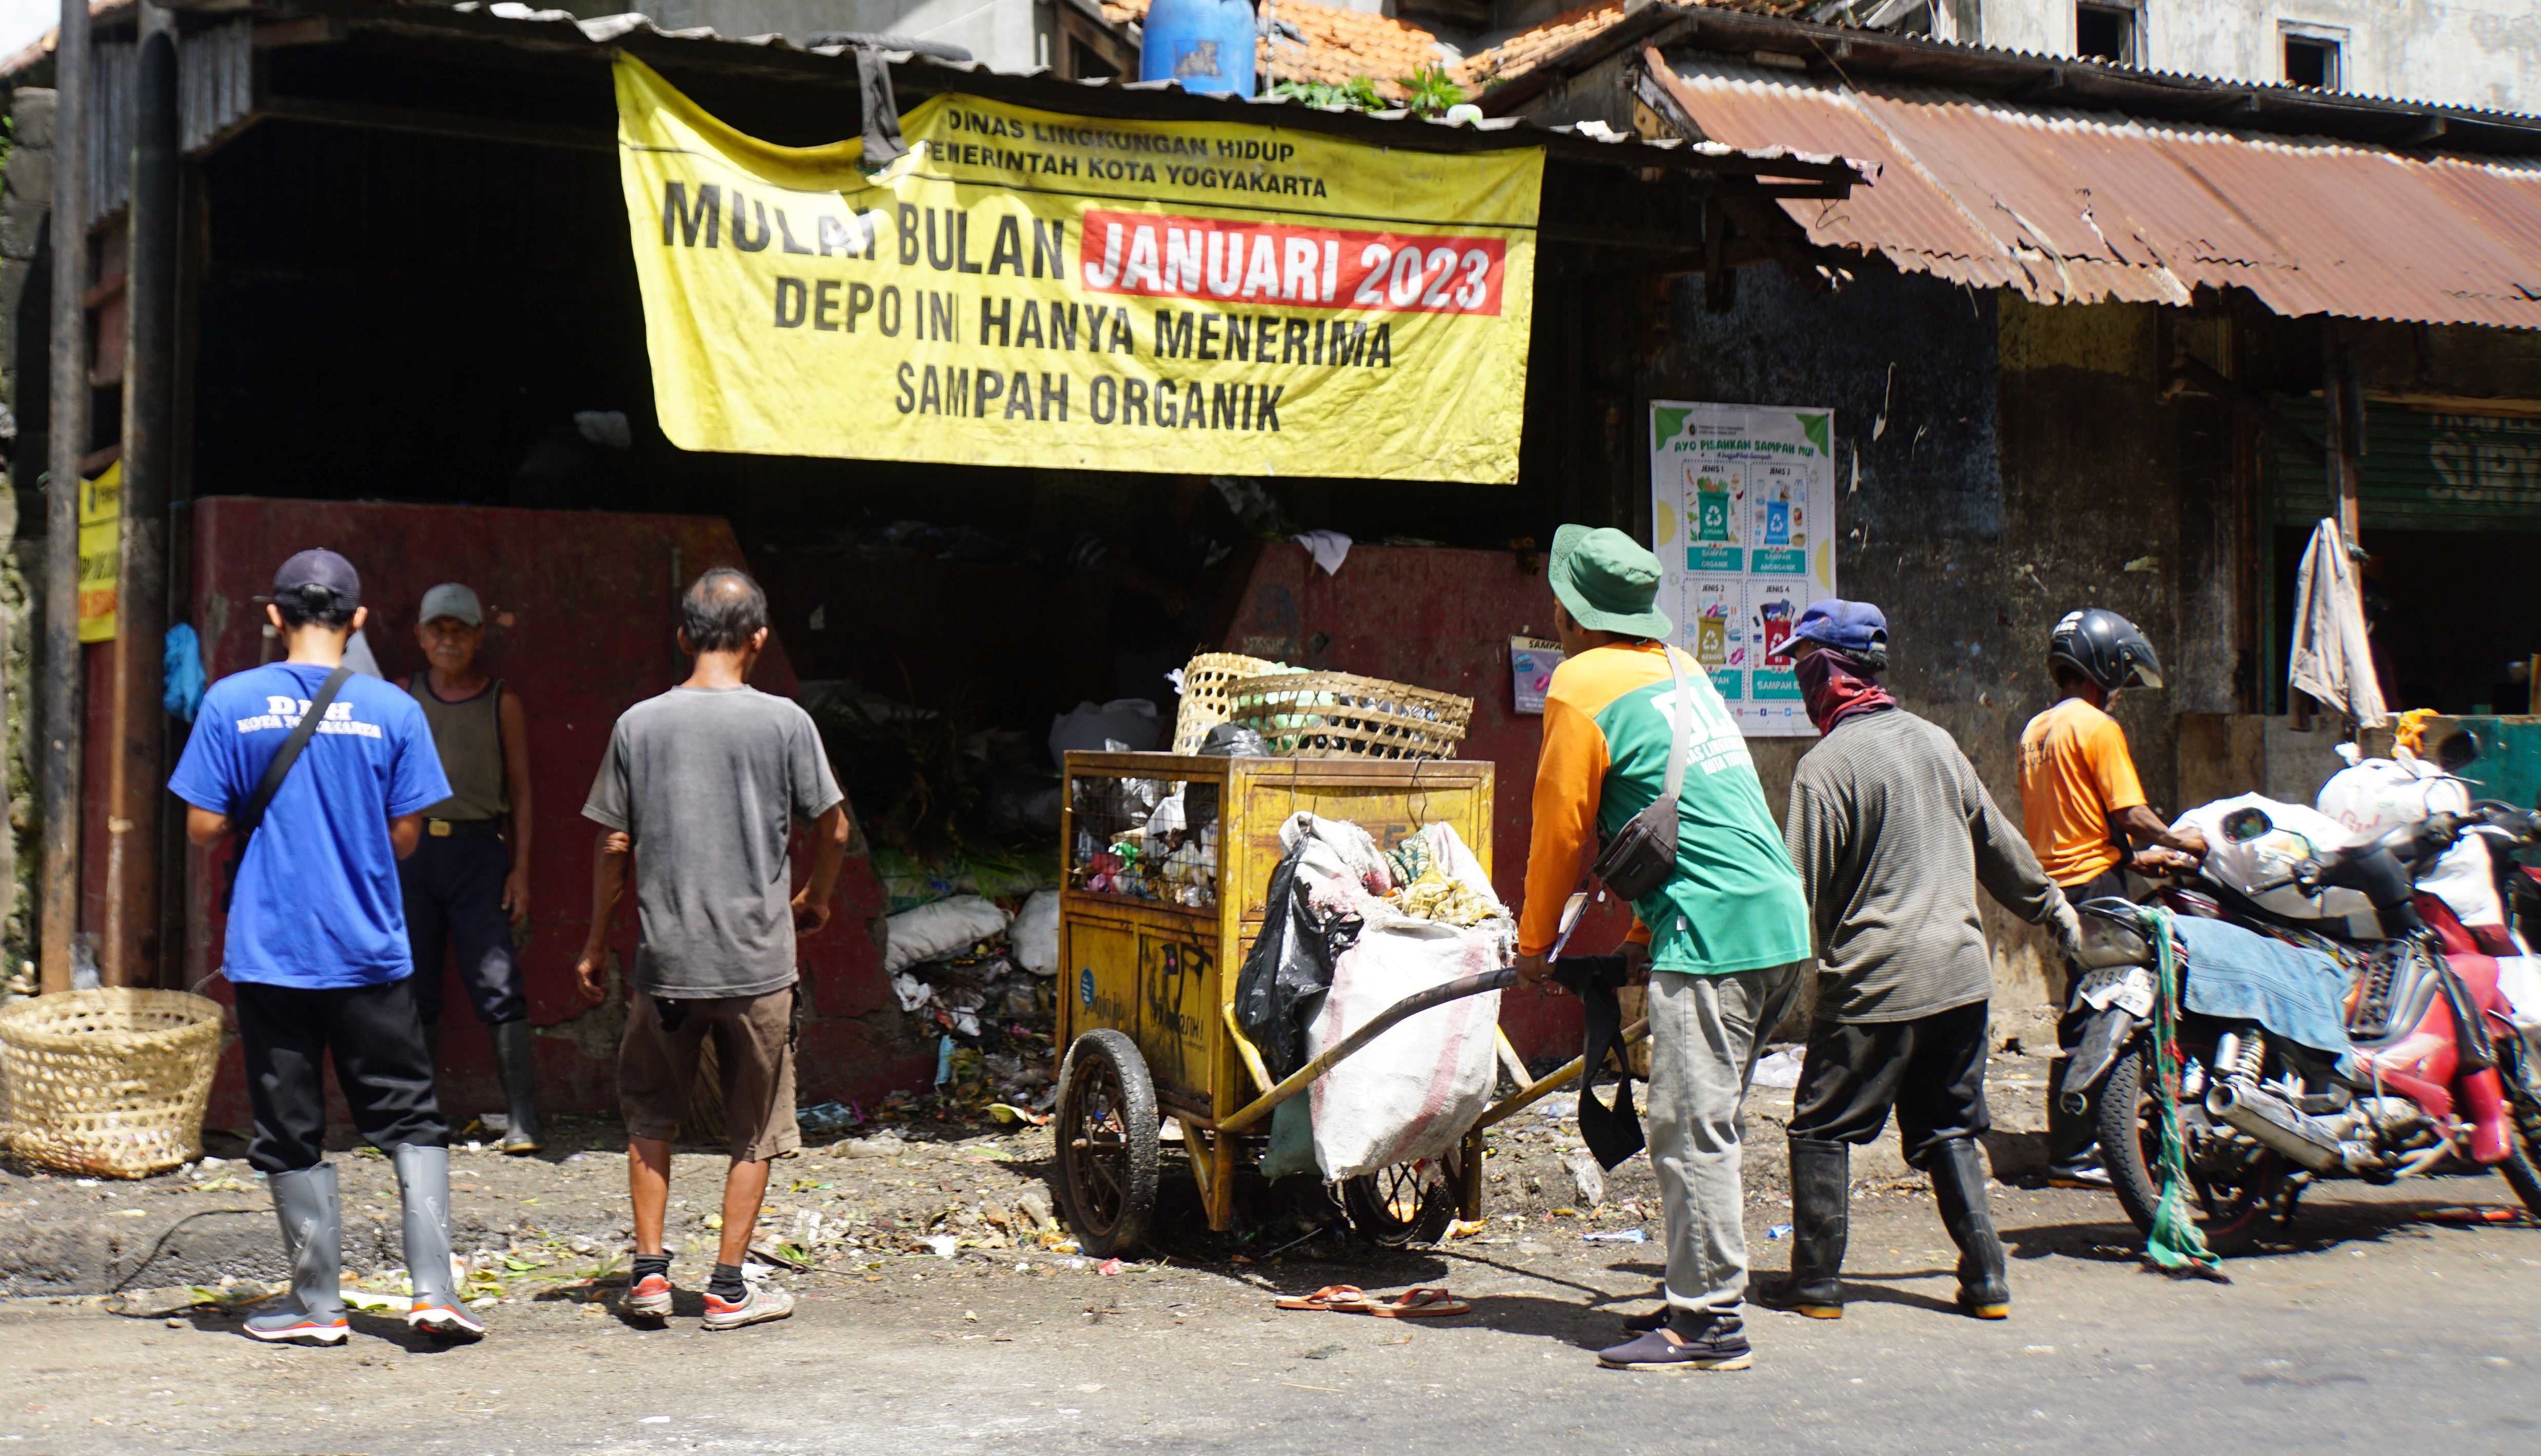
(4, 1180), (2537, 1454)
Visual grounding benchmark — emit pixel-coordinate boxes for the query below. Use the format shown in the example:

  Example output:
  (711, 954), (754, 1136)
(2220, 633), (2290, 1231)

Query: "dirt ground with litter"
(4, 1169), (2537, 1455)
(0, 1005), (2075, 1306)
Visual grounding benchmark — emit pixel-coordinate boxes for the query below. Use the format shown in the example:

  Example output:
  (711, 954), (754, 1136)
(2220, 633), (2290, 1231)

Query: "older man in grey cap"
(400, 581), (541, 1152)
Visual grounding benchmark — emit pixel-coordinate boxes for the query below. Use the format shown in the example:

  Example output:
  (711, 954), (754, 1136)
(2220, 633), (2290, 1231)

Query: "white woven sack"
(1304, 821), (1511, 1182)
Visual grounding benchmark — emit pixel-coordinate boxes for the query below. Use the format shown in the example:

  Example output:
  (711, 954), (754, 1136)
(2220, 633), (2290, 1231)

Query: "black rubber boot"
(1928, 1137), (2010, 1319)
(490, 1019), (542, 1154)
(1763, 1138), (1847, 1318)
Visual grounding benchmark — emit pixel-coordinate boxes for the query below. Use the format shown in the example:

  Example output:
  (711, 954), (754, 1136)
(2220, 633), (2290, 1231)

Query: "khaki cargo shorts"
(619, 985), (801, 1162)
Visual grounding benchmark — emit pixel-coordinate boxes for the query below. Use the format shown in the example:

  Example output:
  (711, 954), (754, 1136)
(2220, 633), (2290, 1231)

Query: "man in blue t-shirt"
(169, 548), (481, 1347)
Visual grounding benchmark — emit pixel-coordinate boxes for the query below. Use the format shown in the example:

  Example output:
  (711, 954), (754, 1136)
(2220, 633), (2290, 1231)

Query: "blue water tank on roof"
(1139, 0), (1257, 95)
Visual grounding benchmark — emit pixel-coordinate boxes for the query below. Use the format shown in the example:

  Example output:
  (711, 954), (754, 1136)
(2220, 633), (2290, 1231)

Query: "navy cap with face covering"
(271, 548), (362, 613)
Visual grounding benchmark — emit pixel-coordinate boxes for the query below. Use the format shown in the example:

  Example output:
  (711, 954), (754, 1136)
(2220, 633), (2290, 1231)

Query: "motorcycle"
(2059, 801), (2541, 1253)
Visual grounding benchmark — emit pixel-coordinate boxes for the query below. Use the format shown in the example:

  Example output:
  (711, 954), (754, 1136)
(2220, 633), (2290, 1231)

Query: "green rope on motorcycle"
(2141, 906), (2224, 1279)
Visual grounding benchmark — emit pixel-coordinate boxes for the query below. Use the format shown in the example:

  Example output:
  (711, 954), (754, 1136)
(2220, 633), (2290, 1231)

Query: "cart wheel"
(1343, 1162), (1456, 1247)
(1056, 1029), (1160, 1258)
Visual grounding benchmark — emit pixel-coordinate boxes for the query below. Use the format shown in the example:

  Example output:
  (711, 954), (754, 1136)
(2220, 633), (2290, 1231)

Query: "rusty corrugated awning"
(1640, 48), (2541, 329)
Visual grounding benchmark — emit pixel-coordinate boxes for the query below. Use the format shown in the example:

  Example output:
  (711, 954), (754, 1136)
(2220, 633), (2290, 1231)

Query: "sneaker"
(701, 1282), (794, 1332)
(621, 1272), (675, 1320)
(1598, 1313), (1753, 1372)
(406, 1297), (486, 1341)
(243, 1307), (349, 1346)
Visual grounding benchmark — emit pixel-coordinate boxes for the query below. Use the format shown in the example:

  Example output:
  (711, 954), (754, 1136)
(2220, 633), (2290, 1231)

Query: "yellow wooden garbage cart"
(1053, 750), (1639, 1257)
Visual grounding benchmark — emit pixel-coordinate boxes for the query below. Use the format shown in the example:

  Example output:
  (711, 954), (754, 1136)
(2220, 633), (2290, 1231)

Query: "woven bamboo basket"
(1172, 652), (1292, 754)
(0, 989), (225, 1178)
(1224, 671), (1475, 760)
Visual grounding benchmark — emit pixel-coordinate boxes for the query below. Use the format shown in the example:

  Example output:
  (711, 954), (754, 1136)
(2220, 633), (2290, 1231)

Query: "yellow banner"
(77, 461), (120, 644)
(614, 57), (1541, 482)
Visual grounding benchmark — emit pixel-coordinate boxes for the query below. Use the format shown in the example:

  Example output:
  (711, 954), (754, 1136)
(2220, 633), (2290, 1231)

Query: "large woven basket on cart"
(0, 989), (225, 1178)
(1224, 671), (1474, 760)
(1172, 652), (1294, 754)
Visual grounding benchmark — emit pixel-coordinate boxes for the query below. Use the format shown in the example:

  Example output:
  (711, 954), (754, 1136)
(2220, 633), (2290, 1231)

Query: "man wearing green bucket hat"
(1514, 525), (1811, 1372)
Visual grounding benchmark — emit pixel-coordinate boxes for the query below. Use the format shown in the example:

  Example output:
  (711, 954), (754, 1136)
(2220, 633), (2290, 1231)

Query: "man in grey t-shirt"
(574, 567), (849, 1333)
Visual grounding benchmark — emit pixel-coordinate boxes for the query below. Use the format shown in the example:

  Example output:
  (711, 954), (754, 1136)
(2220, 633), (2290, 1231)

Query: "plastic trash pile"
(882, 887), (1066, 1115)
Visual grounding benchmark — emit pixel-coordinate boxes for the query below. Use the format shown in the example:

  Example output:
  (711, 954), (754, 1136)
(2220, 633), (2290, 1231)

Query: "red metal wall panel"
(179, 499), (925, 1133)
(1221, 542), (1600, 1064)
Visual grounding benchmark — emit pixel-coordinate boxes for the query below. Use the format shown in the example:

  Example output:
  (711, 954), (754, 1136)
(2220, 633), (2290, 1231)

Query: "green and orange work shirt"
(1518, 641), (1811, 975)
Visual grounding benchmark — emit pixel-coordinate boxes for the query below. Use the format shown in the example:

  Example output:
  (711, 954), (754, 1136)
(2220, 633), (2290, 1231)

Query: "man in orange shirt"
(2018, 608), (2206, 1188)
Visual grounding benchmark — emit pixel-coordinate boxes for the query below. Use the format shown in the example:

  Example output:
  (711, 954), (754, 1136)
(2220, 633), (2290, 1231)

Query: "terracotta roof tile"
(1100, 0), (1455, 100)
(1457, 1), (1811, 92)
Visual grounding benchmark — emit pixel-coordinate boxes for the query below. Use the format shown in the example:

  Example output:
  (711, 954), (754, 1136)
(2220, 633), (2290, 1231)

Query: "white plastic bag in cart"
(1305, 821), (1513, 1182)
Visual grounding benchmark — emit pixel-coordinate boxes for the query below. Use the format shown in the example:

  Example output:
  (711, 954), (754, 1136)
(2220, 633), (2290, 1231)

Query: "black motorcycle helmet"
(2049, 608), (2163, 693)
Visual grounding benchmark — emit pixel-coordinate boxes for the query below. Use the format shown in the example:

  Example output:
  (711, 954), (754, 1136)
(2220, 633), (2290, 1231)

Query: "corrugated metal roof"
(1646, 54), (2541, 328)
(6, 3), (1864, 192)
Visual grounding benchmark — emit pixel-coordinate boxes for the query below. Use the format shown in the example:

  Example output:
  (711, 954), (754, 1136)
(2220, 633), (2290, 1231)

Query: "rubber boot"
(489, 1019), (543, 1154)
(1928, 1137), (2010, 1319)
(244, 1163), (348, 1344)
(394, 1144), (484, 1341)
(1767, 1138), (1847, 1318)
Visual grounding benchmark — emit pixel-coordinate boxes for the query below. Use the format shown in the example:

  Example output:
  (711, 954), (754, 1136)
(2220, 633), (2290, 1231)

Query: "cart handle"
(1218, 966), (1518, 1135)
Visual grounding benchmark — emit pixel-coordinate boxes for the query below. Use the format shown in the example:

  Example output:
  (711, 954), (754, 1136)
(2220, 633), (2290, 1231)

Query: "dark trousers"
(399, 824), (523, 1027)
(2049, 867), (2133, 1159)
(1788, 999), (1991, 1170)
(233, 978), (447, 1174)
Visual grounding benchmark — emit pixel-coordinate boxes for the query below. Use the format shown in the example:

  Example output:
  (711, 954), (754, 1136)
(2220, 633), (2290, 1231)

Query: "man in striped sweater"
(1763, 599), (2081, 1323)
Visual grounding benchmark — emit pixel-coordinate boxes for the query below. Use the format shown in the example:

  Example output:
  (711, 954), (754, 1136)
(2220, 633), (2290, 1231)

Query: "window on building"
(2074, 4), (2138, 65)
(2284, 34), (2341, 90)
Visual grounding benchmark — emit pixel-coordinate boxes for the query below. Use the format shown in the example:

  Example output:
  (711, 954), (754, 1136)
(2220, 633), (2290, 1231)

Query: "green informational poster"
(1649, 402), (1839, 736)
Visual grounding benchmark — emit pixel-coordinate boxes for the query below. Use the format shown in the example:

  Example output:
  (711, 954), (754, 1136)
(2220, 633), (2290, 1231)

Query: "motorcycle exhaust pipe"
(2205, 1080), (2371, 1174)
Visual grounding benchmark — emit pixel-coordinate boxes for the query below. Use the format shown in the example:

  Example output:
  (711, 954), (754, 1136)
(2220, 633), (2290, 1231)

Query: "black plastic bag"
(1234, 838), (1361, 1080)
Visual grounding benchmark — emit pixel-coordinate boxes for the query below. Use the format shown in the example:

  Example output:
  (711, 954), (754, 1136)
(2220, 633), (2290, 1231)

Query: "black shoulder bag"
(223, 665), (356, 913)
(1589, 646), (1695, 902)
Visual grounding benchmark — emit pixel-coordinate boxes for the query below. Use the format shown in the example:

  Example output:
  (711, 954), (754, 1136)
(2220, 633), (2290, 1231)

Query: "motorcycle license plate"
(2076, 965), (2155, 1019)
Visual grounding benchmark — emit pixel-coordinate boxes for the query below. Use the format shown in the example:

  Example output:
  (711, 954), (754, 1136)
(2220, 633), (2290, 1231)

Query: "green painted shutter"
(2270, 403), (2541, 532)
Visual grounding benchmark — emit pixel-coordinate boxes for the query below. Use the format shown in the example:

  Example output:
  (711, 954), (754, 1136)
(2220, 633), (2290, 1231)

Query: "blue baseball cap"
(1767, 598), (1886, 662)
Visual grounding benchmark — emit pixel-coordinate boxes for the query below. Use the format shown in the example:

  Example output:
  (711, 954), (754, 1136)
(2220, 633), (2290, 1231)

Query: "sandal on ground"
(1275, 1285), (1374, 1312)
(1365, 1288), (1469, 1318)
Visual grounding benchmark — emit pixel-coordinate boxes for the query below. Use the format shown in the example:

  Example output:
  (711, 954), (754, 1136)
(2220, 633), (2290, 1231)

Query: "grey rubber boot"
(1928, 1137), (2011, 1319)
(1771, 1138), (1848, 1317)
(490, 1019), (542, 1154)
(394, 1144), (484, 1339)
(244, 1163), (347, 1344)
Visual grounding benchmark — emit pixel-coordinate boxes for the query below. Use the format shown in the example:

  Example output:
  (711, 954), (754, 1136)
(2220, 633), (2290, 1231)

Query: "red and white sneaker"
(621, 1272), (675, 1320)
(406, 1297), (486, 1341)
(701, 1282), (794, 1332)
